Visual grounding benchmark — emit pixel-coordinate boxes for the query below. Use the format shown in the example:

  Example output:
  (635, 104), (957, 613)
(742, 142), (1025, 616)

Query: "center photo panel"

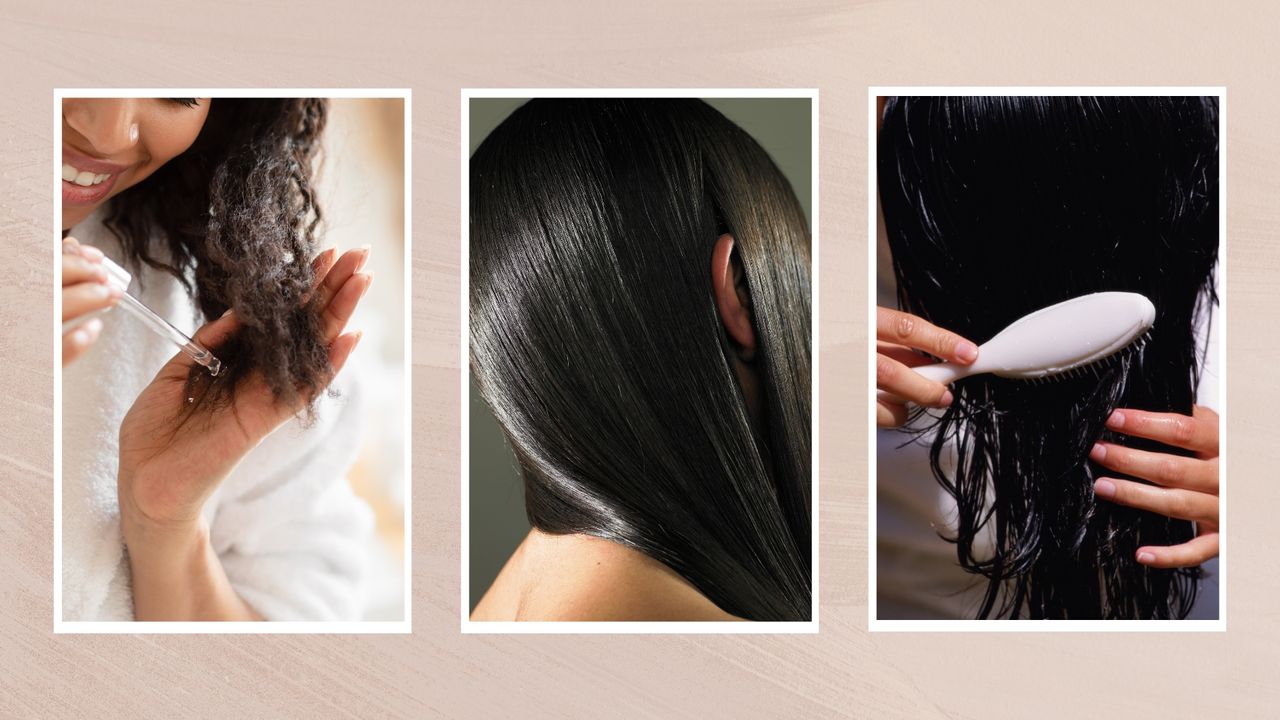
(462, 91), (817, 630)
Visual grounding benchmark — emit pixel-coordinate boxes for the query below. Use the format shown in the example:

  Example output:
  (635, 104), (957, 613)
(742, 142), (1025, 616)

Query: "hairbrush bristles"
(1016, 329), (1150, 385)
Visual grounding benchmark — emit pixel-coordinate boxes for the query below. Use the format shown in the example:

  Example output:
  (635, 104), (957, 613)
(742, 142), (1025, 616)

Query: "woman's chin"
(62, 202), (98, 231)
(62, 209), (86, 232)
(62, 174), (121, 230)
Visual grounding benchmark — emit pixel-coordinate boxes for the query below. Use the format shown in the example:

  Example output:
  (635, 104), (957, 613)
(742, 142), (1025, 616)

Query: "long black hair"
(106, 98), (330, 409)
(470, 99), (812, 621)
(879, 96), (1218, 619)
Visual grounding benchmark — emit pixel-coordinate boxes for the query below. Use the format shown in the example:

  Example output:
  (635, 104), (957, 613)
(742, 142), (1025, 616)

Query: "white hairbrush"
(911, 291), (1155, 385)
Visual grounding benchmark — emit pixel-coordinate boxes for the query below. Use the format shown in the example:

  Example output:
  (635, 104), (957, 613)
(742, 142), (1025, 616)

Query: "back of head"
(879, 96), (1219, 619)
(470, 99), (811, 620)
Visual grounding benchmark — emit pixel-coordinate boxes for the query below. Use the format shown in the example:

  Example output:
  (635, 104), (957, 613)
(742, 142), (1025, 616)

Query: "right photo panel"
(871, 90), (1224, 625)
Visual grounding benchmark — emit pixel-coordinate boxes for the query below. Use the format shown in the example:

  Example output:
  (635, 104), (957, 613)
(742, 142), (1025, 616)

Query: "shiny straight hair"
(470, 99), (812, 620)
(879, 95), (1218, 619)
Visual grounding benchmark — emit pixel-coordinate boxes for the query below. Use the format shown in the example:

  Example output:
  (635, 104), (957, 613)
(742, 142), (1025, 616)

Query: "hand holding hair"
(61, 237), (122, 365)
(1090, 405), (1220, 568)
(875, 306), (979, 428)
(116, 245), (372, 620)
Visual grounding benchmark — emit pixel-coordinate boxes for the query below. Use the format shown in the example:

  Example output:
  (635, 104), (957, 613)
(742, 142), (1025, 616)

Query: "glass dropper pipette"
(72, 255), (223, 376)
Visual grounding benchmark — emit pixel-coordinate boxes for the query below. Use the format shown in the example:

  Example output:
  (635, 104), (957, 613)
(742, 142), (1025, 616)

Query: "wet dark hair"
(106, 98), (330, 408)
(879, 96), (1218, 619)
(470, 99), (812, 620)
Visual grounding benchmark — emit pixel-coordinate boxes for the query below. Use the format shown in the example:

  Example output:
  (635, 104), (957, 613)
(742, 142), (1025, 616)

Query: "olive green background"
(467, 97), (813, 610)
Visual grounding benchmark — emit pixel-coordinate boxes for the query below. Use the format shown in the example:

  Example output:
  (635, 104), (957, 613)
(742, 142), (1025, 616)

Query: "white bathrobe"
(61, 210), (373, 622)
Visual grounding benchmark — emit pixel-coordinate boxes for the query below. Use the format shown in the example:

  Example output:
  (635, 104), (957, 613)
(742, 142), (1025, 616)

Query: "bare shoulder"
(472, 530), (742, 622)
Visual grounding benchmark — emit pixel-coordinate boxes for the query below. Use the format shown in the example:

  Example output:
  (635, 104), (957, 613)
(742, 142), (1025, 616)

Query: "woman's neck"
(471, 528), (741, 622)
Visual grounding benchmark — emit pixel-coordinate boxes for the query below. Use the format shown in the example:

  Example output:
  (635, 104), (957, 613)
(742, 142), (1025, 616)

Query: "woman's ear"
(711, 233), (756, 359)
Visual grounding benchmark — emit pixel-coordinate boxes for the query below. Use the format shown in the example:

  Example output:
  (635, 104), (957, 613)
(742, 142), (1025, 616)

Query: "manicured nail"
(1093, 478), (1117, 498)
(1137, 551), (1156, 565)
(355, 246), (372, 272)
(107, 285), (123, 299)
(1107, 410), (1126, 429)
(80, 245), (104, 262)
(1089, 443), (1107, 462)
(220, 308), (234, 318)
(939, 390), (954, 407)
(955, 341), (979, 363)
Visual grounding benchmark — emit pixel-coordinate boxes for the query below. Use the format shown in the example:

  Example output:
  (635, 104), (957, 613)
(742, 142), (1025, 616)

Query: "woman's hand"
(1089, 405), (1220, 568)
(876, 307), (979, 428)
(117, 246), (372, 620)
(61, 237), (122, 365)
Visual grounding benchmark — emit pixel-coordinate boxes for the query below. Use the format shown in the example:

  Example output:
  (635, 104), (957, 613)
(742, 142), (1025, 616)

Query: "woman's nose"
(63, 99), (140, 157)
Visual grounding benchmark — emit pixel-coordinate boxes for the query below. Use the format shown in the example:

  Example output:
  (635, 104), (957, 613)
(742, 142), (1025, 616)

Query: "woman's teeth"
(61, 164), (112, 187)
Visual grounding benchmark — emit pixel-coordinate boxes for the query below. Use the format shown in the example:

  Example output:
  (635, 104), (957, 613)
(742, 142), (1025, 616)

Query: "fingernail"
(1137, 551), (1156, 565)
(1089, 443), (1106, 462)
(80, 245), (104, 262)
(955, 341), (978, 363)
(1093, 478), (1117, 498)
(939, 390), (954, 407)
(220, 307), (233, 318)
(1107, 410), (1126, 429)
(107, 285), (123, 299)
(355, 246), (371, 272)
(353, 330), (364, 346)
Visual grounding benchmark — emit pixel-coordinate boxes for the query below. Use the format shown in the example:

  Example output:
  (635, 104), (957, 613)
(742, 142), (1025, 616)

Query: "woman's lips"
(61, 170), (120, 207)
(61, 148), (129, 207)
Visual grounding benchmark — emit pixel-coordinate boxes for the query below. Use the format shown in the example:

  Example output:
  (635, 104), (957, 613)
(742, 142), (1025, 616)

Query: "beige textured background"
(1, 1), (1276, 717)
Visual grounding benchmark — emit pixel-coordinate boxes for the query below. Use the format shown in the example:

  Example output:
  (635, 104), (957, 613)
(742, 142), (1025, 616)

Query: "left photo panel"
(55, 91), (410, 631)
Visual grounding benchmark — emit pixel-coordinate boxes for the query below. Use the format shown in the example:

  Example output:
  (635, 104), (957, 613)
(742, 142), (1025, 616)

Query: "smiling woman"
(58, 95), (395, 624)
(61, 98), (210, 228)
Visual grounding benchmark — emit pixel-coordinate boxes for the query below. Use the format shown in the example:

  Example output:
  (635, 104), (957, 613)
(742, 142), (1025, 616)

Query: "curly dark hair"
(105, 98), (330, 409)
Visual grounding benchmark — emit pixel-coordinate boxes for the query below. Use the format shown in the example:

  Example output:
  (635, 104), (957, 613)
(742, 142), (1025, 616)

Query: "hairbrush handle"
(874, 361), (971, 406)
(911, 362), (971, 386)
